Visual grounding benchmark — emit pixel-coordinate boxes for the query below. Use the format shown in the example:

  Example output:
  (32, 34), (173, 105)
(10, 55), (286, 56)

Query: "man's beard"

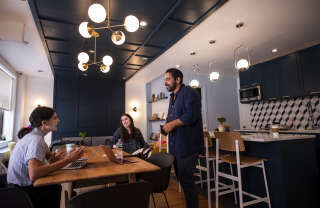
(166, 81), (177, 92)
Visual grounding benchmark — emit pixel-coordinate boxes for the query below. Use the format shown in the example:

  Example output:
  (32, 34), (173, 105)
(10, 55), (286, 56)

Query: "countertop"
(235, 129), (320, 134)
(241, 133), (316, 142)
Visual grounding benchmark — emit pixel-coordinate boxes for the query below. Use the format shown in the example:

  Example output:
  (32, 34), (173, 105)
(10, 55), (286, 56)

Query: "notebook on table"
(100, 145), (136, 164)
(62, 148), (99, 170)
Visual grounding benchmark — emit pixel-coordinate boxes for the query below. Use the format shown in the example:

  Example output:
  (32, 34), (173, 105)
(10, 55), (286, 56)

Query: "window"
(0, 61), (17, 144)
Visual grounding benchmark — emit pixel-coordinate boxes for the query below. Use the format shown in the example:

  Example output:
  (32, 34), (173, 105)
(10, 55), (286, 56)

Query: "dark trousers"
(174, 153), (199, 208)
(20, 184), (61, 208)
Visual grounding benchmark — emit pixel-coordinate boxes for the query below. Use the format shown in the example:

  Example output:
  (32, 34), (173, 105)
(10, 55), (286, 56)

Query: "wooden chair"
(195, 131), (237, 208)
(214, 132), (271, 208)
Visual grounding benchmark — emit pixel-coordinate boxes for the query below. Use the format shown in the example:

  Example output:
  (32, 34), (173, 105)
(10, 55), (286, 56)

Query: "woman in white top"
(7, 106), (84, 208)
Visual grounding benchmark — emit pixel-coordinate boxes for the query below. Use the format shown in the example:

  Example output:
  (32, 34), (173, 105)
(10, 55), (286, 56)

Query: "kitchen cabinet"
(278, 54), (304, 98)
(299, 45), (320, 94)
(239, 64), (263, 88)
(261, 60), (280, 100)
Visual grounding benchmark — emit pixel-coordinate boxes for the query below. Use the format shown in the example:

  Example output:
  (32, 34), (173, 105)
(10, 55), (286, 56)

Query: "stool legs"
(229, 163), (238, 205)
(262, 162), (271, 208)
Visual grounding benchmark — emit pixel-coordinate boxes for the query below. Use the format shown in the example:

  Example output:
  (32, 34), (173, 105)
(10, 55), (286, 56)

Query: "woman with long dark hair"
(110, 113), (148, 153)
(7, 106), (84, 208)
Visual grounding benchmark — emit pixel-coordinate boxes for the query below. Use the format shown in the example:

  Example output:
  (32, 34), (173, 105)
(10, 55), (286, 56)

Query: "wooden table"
(34, 146), (160, 208)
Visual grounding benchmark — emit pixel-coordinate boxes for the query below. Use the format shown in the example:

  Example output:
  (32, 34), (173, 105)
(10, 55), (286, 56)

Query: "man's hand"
(53, 151), (66, 162)
(163, 122), (175, 134)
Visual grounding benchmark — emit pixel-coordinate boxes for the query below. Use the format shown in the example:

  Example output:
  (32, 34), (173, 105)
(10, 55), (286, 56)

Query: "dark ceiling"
(27, 0), (227, 80)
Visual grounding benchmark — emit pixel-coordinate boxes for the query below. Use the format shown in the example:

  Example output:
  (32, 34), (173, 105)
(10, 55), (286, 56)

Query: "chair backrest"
(214, 132), (245, 152)
(65, 181), (152, 208)
(0, 186), (34, 208)
(140, 152), (175, 193)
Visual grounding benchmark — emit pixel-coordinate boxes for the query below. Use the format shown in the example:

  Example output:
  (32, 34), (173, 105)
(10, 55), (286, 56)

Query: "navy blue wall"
(52, 70), (125, 142)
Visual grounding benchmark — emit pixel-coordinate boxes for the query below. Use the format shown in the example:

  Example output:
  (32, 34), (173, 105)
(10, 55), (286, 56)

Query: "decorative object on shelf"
(217, 117), (226, 132)
(151, 113), (159, 121)
(79, 132), (86, 145)
(152, 94), (156, 102)
(160, 112), (166, 120)
(234, 44), (251, 72)
(78, 0), (145, 73)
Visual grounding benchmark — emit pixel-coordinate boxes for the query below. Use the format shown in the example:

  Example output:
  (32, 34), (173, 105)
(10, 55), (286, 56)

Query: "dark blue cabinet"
(239, 65), (263, 88)
(261, 60), (280, 100)
(299, 45), (320, 94)
(278, 54), (304, 98)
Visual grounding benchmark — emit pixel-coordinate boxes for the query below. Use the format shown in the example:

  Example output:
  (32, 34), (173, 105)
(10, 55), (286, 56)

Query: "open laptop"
(100, 145), (136, 164)
(63, 148), (99, 170)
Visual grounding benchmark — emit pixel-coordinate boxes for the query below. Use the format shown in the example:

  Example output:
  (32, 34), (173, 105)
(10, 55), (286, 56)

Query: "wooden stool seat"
(220, 154), (267, 165)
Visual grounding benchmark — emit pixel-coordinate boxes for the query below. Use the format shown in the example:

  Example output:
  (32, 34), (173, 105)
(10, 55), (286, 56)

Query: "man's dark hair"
(166, 68), (183, 84)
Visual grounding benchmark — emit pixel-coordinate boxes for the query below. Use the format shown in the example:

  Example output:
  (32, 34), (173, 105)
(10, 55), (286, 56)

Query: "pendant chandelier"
(190, 64), (200, 88)
(77, 0), (144, 73)
(234, 44), (251, 72)
(208, 61), (220, 83)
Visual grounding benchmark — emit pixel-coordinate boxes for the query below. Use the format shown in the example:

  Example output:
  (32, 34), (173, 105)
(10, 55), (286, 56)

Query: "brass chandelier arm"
(94, 36), (97, 64)
(109, 24), (125, 28)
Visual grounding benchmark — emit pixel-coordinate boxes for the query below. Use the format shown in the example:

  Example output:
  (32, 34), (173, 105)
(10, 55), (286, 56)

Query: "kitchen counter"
(241, 133), (316, 142)
(235, 128), (320, 134)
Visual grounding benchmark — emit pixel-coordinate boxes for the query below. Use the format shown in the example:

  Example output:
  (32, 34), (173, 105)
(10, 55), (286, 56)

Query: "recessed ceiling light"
(140, 21), (147, 27)
(37, 70), (43, 73)
(235, 22), (244, 28)
(209, 40), (216, 44)
(175, 65), (181, 68)
(272, 48), (278, 53)
(190, 51), (196, 56)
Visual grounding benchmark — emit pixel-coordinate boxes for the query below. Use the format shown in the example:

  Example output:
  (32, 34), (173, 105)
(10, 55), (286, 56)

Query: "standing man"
(163, 68), (204, 208)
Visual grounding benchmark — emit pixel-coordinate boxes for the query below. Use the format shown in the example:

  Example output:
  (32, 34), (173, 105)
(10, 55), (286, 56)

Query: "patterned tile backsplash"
(249, 96), (320, 129)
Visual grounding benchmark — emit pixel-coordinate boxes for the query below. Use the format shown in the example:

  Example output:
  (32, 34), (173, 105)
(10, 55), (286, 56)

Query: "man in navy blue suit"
(163, 68), (204, 208)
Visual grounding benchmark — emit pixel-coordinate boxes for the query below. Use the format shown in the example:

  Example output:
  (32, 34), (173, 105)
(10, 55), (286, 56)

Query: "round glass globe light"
(78, 62), (88, 71)
(189, 79), (199, 88)
(77, 52), (89, 63)
(236, 58), (249, 71)
(102, 55), (113, 66)
(88, 3), (106, 23)
(209, 72), (220, 82)
(111, 31), (126, 45)
(79, 22), (91, 38)
(124, 15), (139, 32)
(100, 65), (110, 73)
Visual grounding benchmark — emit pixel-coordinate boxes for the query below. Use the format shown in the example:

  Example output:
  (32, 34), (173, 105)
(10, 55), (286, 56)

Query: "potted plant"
(217, 117), (226, 132)
(79, 132), (86, 145)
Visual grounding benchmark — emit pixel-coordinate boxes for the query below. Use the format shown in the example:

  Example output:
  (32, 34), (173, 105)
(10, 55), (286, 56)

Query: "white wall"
(125, 82), (147, 138)
(14, 74), (54, 145)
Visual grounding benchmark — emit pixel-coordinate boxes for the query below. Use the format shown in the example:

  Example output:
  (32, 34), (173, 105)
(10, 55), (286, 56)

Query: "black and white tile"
(249, 96), (320, 129)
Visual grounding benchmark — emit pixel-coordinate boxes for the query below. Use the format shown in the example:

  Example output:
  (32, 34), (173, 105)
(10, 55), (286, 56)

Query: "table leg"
(128, 174), (136, 183)
(60, 182), (72, 208)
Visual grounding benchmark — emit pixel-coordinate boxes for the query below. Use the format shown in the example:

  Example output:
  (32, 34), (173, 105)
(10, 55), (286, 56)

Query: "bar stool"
(195, 131), (237, 208)
(214, 132), (271, 208)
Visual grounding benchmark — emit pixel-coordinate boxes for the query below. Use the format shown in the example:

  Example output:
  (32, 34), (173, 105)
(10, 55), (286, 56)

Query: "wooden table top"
(34, 146), (160, 187)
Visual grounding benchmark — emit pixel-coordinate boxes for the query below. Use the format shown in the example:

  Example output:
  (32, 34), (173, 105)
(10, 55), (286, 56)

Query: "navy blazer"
(167, 84), (204, 157)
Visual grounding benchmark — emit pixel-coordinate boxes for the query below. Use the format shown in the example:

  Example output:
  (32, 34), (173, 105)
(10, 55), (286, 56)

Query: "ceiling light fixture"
(78, 0), (144, 73)
(190, 64), (200, 88)
(272, 48), (278, 53)
(209, 61), (220, 83)
(234, 45), (251, 72)
(79, 0), (142, 45)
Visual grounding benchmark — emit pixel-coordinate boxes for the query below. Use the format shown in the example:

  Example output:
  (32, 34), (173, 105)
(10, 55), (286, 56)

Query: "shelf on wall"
(147, 97), (168, 103)
(149, 119), (166, 122)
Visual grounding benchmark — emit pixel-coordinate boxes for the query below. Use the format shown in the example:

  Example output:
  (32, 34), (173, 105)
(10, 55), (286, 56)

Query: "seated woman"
(7, 106), (84, 208)
(111, 113), (148, 154)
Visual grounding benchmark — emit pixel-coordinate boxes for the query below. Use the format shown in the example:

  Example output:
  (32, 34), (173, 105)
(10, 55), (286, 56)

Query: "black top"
(167, 84), (204, 157)
(111, 127), (149, 153)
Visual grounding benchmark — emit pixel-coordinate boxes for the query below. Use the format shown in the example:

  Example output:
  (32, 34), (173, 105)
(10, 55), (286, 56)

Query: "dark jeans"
(174, 153), (199, 208)
(19, 184), (61, 208)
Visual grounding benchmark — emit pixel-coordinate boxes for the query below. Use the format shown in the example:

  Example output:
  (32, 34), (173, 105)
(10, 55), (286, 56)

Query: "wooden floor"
(151, 178), (234, 208)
